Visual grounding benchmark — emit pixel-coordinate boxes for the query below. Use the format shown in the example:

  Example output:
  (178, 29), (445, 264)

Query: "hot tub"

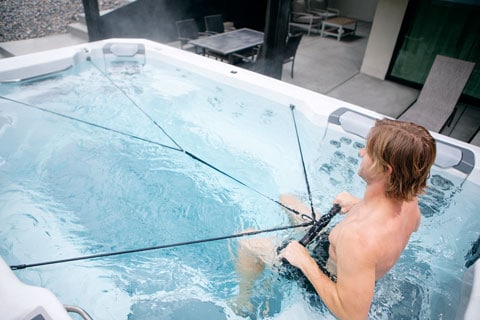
(0, 39), (479, 319)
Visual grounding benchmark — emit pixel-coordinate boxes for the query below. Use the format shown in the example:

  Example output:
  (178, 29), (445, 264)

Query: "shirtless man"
(233, 119), (436, 319)
(281, 118), (436, 319)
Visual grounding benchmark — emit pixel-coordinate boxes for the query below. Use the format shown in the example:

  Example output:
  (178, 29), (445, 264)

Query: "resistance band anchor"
(299, 204), (341, 246)
(277, 203), (341, 267)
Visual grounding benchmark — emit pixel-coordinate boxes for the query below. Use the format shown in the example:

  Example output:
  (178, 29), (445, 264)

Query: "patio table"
(189, 28), (264, 64)
(321, 17), (357, 41)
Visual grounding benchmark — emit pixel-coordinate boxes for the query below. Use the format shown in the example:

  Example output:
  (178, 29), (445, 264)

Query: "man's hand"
(334, 192), (361, 214)
(280, 240), (314, 270)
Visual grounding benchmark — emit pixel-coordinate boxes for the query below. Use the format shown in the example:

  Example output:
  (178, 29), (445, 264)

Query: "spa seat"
(0, 256), (93, 320)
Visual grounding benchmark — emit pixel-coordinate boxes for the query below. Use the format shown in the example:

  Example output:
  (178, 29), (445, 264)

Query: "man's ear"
(385, 164), (393, 175)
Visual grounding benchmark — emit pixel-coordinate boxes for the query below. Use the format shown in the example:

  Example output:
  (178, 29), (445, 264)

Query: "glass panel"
(389, 0), (480, 99)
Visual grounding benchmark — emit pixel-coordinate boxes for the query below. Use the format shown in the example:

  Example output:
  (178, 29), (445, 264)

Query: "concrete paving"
(0, 33), (87, 58)
(0, 21), (478, 145)
(280, 24), (419, 119)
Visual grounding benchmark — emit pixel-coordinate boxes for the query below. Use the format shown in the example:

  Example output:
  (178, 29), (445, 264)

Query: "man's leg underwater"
(232, 232), (278, 314)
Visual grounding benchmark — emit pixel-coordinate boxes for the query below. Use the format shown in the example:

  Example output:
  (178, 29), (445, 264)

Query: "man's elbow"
(331, 295), (370, 320)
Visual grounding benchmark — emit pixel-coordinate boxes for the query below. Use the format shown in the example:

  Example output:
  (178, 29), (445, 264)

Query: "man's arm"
(282, 231), (376, 319)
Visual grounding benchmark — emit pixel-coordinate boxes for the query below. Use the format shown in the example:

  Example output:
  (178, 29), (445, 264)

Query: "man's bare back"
(328, 195), (421, 280)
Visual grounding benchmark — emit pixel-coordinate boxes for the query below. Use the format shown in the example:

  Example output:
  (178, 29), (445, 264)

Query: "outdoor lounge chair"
(289, 0), (323, 36)
(398, 55), (475, 132)
(307, 0), (339, 20)
(204, 14), (224, 35)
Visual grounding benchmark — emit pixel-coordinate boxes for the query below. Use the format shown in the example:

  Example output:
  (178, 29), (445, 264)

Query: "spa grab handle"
(65, 305), (94, 320)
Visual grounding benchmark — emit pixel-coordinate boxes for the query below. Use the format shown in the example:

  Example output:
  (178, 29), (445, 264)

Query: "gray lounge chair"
(398, 55), (475, 132)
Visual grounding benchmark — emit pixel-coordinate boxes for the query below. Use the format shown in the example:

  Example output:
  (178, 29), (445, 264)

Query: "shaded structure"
(81, 0), (290, 79)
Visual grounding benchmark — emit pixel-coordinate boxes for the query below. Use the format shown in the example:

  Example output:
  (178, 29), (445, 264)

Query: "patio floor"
(278, 21), (479, 144)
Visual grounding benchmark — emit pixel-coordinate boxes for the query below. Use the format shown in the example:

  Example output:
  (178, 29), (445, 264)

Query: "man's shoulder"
(337, 222), (375, 249)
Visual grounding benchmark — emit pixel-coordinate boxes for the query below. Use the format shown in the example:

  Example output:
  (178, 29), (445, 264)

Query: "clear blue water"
(0, 56), (478, 319)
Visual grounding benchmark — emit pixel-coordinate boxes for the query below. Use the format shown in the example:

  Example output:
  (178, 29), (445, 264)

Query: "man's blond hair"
(366, 119), (436, 201)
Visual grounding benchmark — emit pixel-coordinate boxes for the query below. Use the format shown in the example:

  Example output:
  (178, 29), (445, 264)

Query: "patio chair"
(234, 34), (302, 78)
(398, 55), (475, 132)
(284, 33), (303, 78)
(306, 0), (339, 20)
(204, 14), (224, 35)
(175, 18), (206, 52)
(289, 0), (323, 36)
(231, 45), (262, 68)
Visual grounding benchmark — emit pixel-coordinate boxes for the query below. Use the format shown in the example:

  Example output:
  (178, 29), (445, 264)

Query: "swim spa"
(0, 39), (479, 319)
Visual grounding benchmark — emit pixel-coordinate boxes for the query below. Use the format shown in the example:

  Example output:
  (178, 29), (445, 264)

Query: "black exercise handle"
(299, 204), (341, 246)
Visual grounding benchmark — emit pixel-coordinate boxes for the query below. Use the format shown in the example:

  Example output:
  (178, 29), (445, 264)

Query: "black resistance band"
(2, 60), (329, 270)
(10, 205), (341, 271)
(0, 95), (302, 219)
(0, 95), (181, 152)
(10, 221), (313, 270)
(0, 95), (315, 270)
(290, 104), (316, 221)
(88, 58), (312, 218)
(88, 57), (183, 151)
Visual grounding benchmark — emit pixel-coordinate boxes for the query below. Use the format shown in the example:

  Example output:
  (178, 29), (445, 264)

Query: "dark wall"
(225, 1), (268, 31)
(98, 0), (268, 43)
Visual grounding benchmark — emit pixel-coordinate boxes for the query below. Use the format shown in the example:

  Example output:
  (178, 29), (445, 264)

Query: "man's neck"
(363, 180), (403, 215)
(363, 179), (386, 202)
